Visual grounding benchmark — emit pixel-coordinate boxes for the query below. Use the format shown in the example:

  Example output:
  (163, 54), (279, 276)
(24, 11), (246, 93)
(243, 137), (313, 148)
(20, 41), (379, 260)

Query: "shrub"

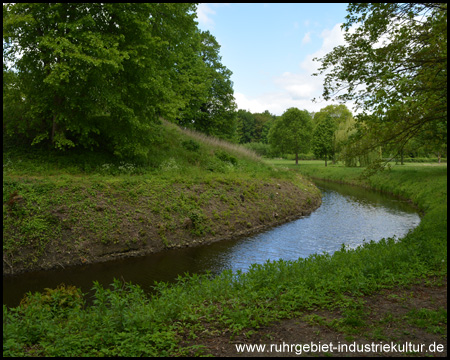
(215, 150), (237, 166)
(181, 139), (200, 152)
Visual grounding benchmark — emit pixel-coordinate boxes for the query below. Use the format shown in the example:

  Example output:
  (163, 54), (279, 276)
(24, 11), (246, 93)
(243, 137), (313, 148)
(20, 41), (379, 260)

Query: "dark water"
(3, 180), (421, 308)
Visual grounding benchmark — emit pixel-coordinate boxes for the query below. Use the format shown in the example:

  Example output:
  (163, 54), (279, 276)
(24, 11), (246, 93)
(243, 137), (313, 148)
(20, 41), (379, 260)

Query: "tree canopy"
(312, 105), (352, 128)
(312, 104), (353, 166)
(268, 107), (313, 165)
(176, 30), (237, 140)
(3, 3), (237, 159)
(312, 115), (337, 166)
(236, 109), (275, 144)
(313, 3), (447, 167)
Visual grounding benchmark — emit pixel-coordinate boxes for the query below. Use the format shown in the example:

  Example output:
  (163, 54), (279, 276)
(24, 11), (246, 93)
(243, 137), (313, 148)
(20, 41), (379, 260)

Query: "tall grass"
(164, 119), (262, 163)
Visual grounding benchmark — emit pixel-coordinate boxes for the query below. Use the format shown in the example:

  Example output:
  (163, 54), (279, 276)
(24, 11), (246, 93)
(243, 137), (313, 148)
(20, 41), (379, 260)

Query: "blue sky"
(196, 3), (351, 116)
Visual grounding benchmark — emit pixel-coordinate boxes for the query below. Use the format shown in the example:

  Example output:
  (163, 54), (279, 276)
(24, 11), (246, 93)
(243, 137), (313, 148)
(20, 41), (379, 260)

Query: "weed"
(215, 149), (238, 166)
(405, 308), (447, 334)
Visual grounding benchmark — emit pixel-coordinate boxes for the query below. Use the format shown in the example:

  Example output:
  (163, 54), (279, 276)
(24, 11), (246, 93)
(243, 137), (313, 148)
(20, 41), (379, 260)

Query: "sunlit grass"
(163, 119), (262, 163)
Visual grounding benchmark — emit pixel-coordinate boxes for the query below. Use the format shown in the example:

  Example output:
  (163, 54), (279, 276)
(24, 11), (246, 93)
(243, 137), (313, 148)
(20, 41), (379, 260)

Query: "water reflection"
(3, 180), (420, 307)
(212, 180), (420, 273)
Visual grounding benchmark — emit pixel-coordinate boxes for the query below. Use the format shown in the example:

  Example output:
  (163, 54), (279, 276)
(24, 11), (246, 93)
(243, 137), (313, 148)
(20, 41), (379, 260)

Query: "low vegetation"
(3, 121), (320, 275)
(3, 158), (446, 356)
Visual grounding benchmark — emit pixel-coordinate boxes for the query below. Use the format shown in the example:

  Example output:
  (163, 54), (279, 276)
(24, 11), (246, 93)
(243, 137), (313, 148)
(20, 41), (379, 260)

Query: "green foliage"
(236, 109), (256, 143)
(268, 108), (313, 164)
(314, 3), (447, 169)
(312, 105), (353, 129)
(405, 308), (447, 334)
(215, 149), (238, 166)
(312, 105), (355, 165)
(312, 115), (337, 166)
(243, 142), (278, 158)
(176, 30), (237, 140)
(3, 4), (237, 158)
(394, 157), (446, 164)
(181, 139), (200, 152)
(19, 284), (85, 317)
(236, 110), (276, 144)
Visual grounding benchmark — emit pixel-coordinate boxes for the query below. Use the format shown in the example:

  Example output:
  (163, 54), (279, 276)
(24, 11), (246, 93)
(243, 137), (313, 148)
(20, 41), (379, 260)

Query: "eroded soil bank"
(3, 174), (321, 275)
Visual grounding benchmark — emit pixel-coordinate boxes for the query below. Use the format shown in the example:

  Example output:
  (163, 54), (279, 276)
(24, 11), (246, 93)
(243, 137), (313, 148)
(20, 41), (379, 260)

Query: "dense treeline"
(3, 3), (236, 160)
(240, 103), (446, 167)
(3, 3), (446, 168)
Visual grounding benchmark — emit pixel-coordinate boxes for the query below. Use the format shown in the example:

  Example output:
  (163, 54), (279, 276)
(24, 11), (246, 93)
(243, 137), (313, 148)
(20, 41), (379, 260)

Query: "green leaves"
(314, 3), (447, 167)
(268, 108), (313, 164)
(176, 30), (237, 140)
(3, 4), (237, 159)
(312, 115), (337, 166)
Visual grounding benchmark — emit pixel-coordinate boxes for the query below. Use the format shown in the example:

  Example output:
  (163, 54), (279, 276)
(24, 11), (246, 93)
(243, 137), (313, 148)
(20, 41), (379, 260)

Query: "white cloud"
(196, 4), (216, 28)
(301, 31), (312, 45)
(234, 22), (359, 115)
(235, 91), (339, 116)
(196, 3), (230, 30)
(235, 92), (299, 115)
(300, 23), (346, 73)
(274, 72), (317, 100)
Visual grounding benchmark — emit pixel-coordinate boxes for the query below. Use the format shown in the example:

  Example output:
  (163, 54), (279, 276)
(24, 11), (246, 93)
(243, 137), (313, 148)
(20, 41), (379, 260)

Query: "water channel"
(3, 179), (421, 308)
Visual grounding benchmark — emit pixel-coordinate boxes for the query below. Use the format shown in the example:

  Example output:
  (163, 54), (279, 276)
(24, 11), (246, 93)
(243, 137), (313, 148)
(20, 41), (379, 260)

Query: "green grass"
(3, 157), (446, 356)
(3, 119), (266, 178)
(4, 122), (323, 274)
(267, 159), (447, 213)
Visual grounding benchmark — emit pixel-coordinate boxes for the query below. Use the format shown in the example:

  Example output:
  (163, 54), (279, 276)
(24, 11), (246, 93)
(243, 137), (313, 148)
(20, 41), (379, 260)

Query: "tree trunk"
(51, 115), (57, 143)
(295, 152), (299, 165)
(51, 95), (63, 143)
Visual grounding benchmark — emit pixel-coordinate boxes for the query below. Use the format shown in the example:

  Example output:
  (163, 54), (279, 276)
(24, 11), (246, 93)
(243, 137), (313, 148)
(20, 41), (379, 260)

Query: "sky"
(195, 3), (352, 116)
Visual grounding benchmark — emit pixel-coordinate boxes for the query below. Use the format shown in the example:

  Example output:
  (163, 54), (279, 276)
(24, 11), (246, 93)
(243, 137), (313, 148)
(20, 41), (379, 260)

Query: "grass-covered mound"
(3, 122), (320, 275)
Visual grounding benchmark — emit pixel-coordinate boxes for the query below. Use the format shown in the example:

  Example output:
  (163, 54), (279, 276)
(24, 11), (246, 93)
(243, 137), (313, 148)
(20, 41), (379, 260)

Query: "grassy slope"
(3, 122), (320, 275)
(3, 158), (446, 356)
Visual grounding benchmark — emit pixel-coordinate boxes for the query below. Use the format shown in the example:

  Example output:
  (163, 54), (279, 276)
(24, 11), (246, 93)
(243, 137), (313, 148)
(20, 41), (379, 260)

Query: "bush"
(181, 139), (200, 152)
(214, 150), (237, 166)
(243, 142), (279, 157)
(389, 157), (447, 163)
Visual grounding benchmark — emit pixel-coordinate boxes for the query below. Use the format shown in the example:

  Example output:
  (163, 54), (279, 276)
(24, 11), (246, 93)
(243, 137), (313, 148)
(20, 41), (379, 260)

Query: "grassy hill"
(3, 120), (321, 275)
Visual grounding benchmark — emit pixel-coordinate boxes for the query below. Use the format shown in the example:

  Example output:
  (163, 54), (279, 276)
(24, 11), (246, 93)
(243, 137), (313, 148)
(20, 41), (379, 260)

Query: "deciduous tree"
(3, 4), (235, 159)
(313, 3), (447, 170)
(268, 108), (313, 165)
(312, 115), (337, 166)
(177, 30), (237, 141)
(236, 109), (256, 144)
